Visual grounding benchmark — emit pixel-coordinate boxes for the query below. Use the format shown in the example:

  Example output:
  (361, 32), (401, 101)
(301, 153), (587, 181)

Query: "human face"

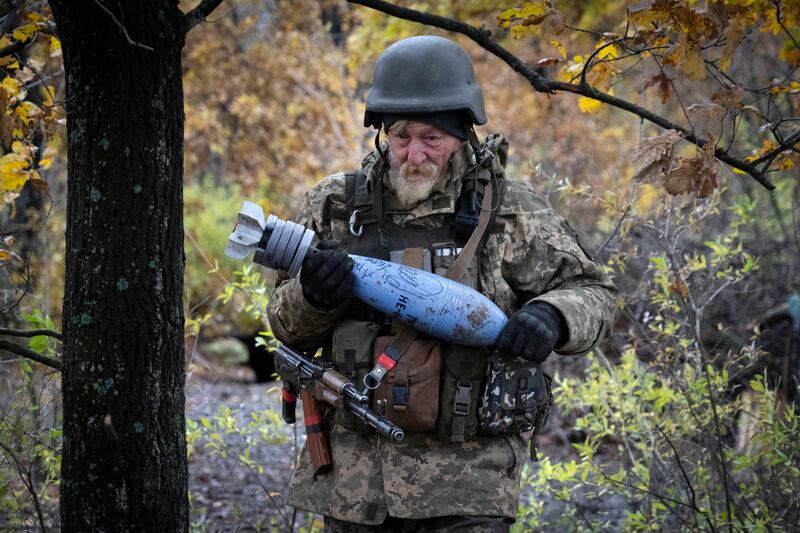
(386, 121), (463, 183)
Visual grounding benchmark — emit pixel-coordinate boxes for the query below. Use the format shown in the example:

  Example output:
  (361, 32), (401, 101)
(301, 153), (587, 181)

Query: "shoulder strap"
(342, 169), (382, 237)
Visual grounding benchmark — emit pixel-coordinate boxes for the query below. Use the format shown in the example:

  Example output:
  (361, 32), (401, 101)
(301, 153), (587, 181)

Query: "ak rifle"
(275, 343), (404, 475)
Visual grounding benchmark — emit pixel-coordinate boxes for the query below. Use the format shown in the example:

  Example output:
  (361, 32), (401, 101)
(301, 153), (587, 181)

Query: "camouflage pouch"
(478, 355), (552, 444)
(330, 319), (380, 434)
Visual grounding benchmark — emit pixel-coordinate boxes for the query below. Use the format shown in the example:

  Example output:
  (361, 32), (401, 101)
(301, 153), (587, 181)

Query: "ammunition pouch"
(436, 345), (488, 443)
(330, 320), (380, 434)
(478, 355), (552, 440)
(372, 336), (442, 432)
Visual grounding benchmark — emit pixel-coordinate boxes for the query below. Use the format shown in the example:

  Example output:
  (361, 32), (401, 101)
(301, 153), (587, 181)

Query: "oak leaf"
(642, 72), (671, 103)
(632, 129), (683, 173)
(711, 87), (744, 109)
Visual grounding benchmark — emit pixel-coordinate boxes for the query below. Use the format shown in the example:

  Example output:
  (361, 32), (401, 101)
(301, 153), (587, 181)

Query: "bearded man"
(266, 35), (617, 532)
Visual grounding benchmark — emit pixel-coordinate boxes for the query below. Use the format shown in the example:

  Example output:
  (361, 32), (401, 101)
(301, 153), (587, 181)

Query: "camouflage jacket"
(266, 137), (617, 524)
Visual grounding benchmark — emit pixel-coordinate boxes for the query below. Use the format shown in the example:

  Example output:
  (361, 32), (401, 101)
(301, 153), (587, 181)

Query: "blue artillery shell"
(351, 255), (508, 346)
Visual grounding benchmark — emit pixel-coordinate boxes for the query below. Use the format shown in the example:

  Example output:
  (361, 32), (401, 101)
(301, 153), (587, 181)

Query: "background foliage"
(0, 0), (798, 530)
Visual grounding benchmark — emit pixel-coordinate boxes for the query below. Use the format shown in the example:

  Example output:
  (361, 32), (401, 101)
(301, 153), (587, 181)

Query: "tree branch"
(752, 128), (800, 169)
(184, 0), (225, 33)
(346, 0), (777, 190)
(0, 327), (63, 340)
(0, 340), (62, 372)
(93, 0), (154, 51)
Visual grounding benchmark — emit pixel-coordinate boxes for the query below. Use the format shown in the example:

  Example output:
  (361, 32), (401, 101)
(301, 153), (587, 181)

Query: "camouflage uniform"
(266, 138), (617, 524)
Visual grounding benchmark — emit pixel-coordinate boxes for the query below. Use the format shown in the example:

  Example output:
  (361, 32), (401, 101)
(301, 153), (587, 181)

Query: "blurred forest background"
(0, 0), (798, 531)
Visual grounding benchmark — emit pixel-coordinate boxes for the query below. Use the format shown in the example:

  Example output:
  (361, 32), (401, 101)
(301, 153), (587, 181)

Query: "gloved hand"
(495, 302), (568, 363)
(299, 239), (355, 310)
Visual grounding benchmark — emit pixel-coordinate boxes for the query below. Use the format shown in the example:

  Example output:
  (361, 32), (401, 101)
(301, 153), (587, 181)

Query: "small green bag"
(436, 344), (488, 443)
(478, 356), (552, 439)
(329, 319), (380, 433)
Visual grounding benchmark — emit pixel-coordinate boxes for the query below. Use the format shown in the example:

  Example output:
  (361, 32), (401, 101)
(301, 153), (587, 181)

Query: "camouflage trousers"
(324, 515), (513, 532)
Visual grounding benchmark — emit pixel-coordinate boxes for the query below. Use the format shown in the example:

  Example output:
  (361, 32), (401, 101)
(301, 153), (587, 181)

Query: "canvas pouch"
(372, 335), (442, 432)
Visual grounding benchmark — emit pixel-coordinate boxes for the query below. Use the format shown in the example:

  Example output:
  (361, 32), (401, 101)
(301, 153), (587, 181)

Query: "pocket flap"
(373, 336), (442, 381)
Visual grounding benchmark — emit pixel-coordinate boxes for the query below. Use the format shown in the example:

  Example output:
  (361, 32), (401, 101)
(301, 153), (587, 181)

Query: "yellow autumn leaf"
(0, 249), (12, 263)
(550, 39), (566, 59)
(578, 97), (604, 113)
(15, 101), (41, 126)
(38, 157), (52, 170)
(42, 85), (56, 107)
(745, 140), (777, 162)
(498, 1), (549, 25)
(1, 76), (22, 97)
(510, 25), (529, 39)
(760, 9), (783, 35)
(50, 36), (62, 58)
(596, 43), (619, 61)
(11, 140), (28, 155)
(0, 156), (30, 193)
(681, 46), (706, 80)
(11, 23), (37, 43)
(770, 81), (800, 94)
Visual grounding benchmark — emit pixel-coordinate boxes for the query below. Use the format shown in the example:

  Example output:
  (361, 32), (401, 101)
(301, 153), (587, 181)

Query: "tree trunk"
(49, 1), (188, 530)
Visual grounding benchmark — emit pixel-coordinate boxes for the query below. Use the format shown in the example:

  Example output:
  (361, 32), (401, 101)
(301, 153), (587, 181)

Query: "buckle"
(392, 385), (409, 411)
(453, 383), (472, 416)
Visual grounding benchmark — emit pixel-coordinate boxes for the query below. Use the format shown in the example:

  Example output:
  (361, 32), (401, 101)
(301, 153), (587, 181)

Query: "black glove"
(495, 302), (568, 363)
(299, 239), (355, 310)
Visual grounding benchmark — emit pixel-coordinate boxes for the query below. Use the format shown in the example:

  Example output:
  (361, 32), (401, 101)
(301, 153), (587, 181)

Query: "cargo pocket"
(372, 336), (442, 432)
(330, 320), (380, 434)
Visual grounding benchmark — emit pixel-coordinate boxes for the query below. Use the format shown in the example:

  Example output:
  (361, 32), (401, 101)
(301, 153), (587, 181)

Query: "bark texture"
(49, 1), (188, 530)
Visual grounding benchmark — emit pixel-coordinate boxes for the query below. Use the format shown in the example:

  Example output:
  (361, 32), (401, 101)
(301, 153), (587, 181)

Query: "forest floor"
(185, 355), (629, 533)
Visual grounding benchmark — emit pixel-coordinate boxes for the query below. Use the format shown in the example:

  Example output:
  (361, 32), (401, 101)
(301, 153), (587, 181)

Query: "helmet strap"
(374, 130), (389, 168)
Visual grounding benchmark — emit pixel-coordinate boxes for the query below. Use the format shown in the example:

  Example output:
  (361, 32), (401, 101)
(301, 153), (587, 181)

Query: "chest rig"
(327, 136), (509, 443)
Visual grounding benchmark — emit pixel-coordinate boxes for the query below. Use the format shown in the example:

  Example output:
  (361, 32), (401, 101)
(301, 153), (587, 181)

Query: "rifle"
(275, 343), (405, 475)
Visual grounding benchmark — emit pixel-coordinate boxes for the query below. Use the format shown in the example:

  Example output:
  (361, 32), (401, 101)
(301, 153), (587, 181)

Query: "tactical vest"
(326, 136), (509, 442)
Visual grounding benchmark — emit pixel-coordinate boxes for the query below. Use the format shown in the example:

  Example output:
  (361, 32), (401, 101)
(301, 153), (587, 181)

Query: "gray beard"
(387, 159), (444, 208)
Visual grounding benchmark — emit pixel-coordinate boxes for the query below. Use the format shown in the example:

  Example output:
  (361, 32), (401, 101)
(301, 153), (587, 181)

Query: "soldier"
(266, 35), (617, 532)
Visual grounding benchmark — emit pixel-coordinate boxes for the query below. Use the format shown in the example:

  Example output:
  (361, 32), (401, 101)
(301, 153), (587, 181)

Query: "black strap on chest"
(341, 166), (504, 252)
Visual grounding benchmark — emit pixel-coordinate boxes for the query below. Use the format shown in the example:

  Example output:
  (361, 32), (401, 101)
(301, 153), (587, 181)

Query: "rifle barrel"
(344, 397), (405, 442)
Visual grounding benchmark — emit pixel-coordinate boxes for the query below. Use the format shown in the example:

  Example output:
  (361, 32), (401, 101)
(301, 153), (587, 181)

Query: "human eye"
(390, 132), (410, 145)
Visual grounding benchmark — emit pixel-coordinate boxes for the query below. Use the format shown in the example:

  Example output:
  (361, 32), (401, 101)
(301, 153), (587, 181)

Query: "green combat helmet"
(363, 35), (487, 130)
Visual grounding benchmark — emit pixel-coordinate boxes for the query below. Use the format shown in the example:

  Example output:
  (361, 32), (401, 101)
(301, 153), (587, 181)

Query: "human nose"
(406, 140), (428, 166)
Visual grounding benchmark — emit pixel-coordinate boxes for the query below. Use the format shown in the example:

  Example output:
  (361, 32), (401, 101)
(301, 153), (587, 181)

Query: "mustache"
(398, 160), (439, 180)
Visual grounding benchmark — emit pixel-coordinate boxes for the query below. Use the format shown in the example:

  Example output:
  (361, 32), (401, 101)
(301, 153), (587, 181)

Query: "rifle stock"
(300, 390), (332, 476)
